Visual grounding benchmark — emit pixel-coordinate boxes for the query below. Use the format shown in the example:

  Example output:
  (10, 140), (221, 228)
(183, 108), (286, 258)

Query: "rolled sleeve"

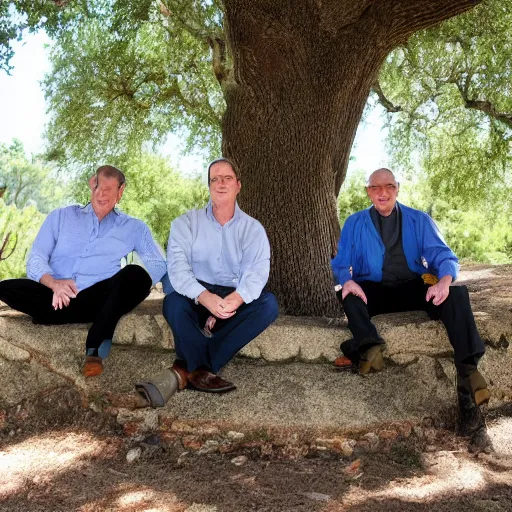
(235, 223), (270, 303)
(26, 210), (60, 282)
(167, 215), (206, 300)
(421, 215), (459, 282)
(134, 223), (167, 285)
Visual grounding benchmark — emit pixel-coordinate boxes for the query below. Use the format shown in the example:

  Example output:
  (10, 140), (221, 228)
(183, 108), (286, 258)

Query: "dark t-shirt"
(370, 205), (417, 283)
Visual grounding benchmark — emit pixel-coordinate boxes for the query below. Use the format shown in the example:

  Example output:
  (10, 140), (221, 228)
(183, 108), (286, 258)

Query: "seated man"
(0, 165), (166, 377)
(331, 168), (489, 406)
(163, 157), (278, 393)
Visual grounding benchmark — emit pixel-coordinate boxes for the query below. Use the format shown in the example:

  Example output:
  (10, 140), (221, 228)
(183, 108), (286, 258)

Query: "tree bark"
(221, 0), (481, 316)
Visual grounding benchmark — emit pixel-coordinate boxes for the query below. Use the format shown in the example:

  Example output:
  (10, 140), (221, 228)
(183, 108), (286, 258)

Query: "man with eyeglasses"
(331, 168), (489, 408)
(0, 165), (166, 377)
(161, 158), (278, 393)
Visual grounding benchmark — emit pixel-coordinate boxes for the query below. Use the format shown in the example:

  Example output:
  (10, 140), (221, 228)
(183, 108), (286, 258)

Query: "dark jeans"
(339, 277), (485, 370)
(163, 284), (279, 373)
(0, 265), (152, 352)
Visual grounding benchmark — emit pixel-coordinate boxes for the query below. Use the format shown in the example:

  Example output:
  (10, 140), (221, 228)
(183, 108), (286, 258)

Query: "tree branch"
(372, 81), (402, 113)
(458, 90), (512, 130)
(384, 0), (483, 47)
(208, 36), (228, 85)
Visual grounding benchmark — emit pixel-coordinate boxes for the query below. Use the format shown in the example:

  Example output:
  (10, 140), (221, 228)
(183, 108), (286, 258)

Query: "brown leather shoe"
(334, 356), (353, 368)
(171, 362), (189, 390)
(83, 356), (103, 377)
(187, 369), (237, 393)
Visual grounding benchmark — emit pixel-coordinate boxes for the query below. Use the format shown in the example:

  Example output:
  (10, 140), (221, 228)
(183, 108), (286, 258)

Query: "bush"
(0, 200), (45, 279)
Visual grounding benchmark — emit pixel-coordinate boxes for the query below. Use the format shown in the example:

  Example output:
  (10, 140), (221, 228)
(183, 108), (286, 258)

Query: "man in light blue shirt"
(163, 158), (278, 393)
(0, 165), (166, 377)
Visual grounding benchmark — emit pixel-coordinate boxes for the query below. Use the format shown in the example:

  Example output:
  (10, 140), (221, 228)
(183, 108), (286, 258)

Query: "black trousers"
(339, 277), (485, 370)
(0, 265), (152, 352)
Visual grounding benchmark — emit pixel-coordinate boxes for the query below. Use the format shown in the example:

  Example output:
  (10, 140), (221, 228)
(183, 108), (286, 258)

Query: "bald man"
(331, 168), (489, 408)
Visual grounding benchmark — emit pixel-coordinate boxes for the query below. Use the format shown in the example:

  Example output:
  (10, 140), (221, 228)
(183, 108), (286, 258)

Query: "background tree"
(375, 0), (511, 203)
(2, 0), (484, 315)
(0, 139), (68, 212)
(0, 199), (44, 280)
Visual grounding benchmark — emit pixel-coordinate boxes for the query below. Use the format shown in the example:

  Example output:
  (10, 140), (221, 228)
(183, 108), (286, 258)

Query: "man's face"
(366, 170), (399, 217)
(209, 161), (241, 205)
(89, 174), (124, 220)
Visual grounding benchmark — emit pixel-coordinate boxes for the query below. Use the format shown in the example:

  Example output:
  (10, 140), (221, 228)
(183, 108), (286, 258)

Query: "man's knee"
(342, 293), (365, 314)
(256, 292), (279, 323)
(447, 284), (471, 305)
(117, 265), (152, 291)
(163, 292), (193, 322)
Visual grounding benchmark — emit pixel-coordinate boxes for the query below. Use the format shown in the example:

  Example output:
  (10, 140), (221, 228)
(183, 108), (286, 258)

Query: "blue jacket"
(331, 203), (459, 286)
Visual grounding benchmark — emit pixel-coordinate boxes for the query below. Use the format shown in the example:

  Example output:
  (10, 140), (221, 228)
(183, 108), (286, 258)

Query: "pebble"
(227, 431), (245, 441)
(231, 455), (248, 466)
(126, 447), (142, 463)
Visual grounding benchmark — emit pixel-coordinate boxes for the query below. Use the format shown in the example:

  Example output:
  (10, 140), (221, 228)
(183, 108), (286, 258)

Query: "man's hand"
(341, 280), (367, 304)
(198, 290), (236, 319)
(425, 275), (452, 306)
(40, 275), (78, 310)
(223, 292), (245, 313)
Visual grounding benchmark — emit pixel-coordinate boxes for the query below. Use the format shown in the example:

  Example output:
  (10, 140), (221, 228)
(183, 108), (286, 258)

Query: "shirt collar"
(81, 202), (120, 217)
(206, 199), (241, 226)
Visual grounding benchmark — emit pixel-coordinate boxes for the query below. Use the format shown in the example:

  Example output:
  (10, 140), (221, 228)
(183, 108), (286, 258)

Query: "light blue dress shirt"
(167, 201), (270, 303)
(27, 204), (166, 292)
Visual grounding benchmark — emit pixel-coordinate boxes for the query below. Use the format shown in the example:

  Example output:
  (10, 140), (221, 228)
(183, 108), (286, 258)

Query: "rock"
(116, 408), (158, 435)
(227, 431), (245, 441)
(182, 436), (202, 451)
(378, 429), (398, 441)
(0, 339), (31, 361)
(231, 455), (248, 466)
(177, 452), (189, 465)
(171, 421), (196, 434)
(339, 440), (356, 457)
(198, 440), (220, 455)
(126, 447), (142, 463)
(362, 432), (379, 451)
(413, 426), (424, 439)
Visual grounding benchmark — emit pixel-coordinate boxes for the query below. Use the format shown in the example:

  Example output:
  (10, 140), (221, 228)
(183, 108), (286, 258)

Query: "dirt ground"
(1, 389), (511, 512)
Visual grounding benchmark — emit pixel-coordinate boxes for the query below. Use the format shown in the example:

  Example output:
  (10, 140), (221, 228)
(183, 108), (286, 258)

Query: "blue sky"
(0, 32), (390, 180)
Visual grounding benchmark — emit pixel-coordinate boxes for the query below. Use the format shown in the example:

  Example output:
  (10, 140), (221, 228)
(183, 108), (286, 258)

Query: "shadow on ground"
(1, 388), (511, 512)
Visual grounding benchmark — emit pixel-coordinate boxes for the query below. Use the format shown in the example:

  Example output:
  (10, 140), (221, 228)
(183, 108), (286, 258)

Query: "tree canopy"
(376, 0), (512, 203)
(1, 0), (487, 315)
(0, 139), (68, 212)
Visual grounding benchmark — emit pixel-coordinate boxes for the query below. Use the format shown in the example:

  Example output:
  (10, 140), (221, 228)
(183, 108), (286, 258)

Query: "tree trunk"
(221, 0), (481, 316)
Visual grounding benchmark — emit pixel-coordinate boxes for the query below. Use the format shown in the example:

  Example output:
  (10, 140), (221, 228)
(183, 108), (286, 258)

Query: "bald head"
(366, 168), (397, 187)
(366, 168), (399, 217)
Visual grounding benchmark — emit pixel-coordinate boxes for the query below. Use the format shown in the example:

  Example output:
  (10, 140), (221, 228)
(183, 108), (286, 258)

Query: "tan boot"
(359, 345), (385, 375)
(468, 369), (490, 406)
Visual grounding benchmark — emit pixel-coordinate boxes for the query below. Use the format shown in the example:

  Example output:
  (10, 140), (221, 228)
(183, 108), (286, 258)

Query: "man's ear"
(89, 174), (97, 191)
(117, 183), (126, 201)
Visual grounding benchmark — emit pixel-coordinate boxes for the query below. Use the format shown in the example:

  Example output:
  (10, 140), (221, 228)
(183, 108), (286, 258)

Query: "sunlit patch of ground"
(487, 416), (512, 457)
(79, 484), (187, 512)
(0, 432), (106, 498)
(325, 446), (512, 511)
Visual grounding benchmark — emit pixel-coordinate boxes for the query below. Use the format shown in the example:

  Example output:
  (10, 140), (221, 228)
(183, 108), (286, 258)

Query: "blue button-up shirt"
(27, 204), (166, 291)
(167, 202), (270, 303)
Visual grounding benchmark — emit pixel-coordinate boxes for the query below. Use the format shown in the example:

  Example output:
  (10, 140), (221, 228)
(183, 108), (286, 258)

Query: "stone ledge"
(0, 264), (511, 413)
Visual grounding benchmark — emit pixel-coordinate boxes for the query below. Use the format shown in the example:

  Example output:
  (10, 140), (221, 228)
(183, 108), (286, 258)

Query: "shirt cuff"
(235, 285), (256, 304)
(186, 281), (207, 301)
